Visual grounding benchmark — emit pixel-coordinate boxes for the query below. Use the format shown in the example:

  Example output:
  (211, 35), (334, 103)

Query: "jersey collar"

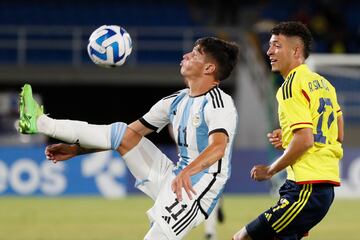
(285, 64), (308, 80)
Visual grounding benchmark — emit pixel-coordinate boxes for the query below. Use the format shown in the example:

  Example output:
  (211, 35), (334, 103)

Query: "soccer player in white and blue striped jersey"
(19, 37), (239, 239)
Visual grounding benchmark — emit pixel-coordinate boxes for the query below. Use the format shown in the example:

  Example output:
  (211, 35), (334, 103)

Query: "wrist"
(267, 165), (277, 177)
(71, 144), (81, 155)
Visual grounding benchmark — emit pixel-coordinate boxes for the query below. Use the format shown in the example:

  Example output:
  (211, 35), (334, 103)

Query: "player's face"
(267, 34), (294, 77)
(180, 45), (207, 78)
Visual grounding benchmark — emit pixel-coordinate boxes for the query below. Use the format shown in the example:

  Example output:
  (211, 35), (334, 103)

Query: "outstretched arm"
(171, 132), (228, 201)
(251, 127), (313, 181)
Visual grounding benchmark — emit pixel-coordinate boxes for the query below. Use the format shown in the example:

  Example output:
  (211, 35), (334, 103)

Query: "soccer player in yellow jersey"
(233, 21), (344, 240)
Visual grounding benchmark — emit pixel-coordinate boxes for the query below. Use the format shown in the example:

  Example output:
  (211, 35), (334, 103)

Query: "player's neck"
(281, 60), (304, 78)
(187, 77), (219, 96)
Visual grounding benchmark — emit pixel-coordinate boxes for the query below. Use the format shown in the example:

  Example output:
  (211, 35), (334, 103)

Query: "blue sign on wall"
(0, 146), (127, 197)
(0, 146), (359, 197)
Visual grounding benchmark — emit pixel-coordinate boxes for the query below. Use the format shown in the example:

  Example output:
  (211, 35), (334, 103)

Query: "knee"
(232, 227), (250, 240)
(232, 233), (240, 240)
(116, 127), (142, 155)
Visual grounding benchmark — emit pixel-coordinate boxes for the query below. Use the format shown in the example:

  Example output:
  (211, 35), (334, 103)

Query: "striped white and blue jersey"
(140, 86), (238, 180)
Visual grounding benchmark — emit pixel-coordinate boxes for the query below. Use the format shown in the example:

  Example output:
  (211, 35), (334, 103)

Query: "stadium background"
(0, 0), (360, 239)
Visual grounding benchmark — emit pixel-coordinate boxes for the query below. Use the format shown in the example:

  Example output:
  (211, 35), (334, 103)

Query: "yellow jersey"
(276, 64), (343, 185)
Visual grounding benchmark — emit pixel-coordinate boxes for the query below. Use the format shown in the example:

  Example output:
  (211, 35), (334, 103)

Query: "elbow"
(216, 146), (226, 159)
(304, 132), (314, 149)
(303, 134), (314, 150)
(294, 128), (313, 151)
(304, 141), (313, 150)
(337, 131), (344, 143)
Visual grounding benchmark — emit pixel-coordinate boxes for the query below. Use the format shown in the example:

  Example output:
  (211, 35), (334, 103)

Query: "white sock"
(37, 115), (126, 149)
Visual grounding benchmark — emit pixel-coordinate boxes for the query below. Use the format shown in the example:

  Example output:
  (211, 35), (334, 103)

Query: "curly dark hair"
(195, 37), (240, 81)
(270, 21), (313, 59)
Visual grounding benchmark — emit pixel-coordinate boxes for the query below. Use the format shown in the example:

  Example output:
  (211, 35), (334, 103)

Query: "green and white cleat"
(18, 84), (44, 134)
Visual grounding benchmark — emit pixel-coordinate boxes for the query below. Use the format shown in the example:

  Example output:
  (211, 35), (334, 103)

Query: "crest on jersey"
(192, 113), (201, 127)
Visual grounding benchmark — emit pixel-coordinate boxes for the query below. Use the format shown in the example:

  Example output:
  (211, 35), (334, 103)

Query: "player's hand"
(251, 165), (272, 181)
(267, 129), (284, 150)
(171, 169), (197, 202)
(45, 143), (79, 163)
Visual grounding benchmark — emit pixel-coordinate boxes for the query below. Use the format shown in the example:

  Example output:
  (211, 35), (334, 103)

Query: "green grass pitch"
(0, 194), (358, 239)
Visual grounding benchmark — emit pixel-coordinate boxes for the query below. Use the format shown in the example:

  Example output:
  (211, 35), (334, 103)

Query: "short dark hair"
(270, 21), (313, 59)
(195, 37), (240, 81)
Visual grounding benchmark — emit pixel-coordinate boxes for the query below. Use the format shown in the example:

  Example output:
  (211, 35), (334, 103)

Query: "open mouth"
(270, 59), (277, 65)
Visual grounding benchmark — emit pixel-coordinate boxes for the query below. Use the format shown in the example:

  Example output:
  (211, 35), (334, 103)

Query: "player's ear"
(292, 45), (301, 60)
(204, 63), (216, 75)
(290, 36), (303, 59)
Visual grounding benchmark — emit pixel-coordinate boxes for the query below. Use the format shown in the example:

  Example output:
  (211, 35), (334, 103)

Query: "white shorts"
(130, 138), (227, 239)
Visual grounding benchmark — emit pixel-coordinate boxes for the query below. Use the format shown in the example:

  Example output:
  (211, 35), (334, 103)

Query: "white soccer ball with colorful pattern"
(87, 25), (132, 67)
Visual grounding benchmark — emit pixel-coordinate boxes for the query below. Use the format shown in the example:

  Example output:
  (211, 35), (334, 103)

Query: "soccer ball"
(87, 25), (132, 67)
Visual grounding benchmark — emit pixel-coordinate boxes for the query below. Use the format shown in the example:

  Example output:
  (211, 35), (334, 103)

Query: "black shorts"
(246, 180), (335, 240)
